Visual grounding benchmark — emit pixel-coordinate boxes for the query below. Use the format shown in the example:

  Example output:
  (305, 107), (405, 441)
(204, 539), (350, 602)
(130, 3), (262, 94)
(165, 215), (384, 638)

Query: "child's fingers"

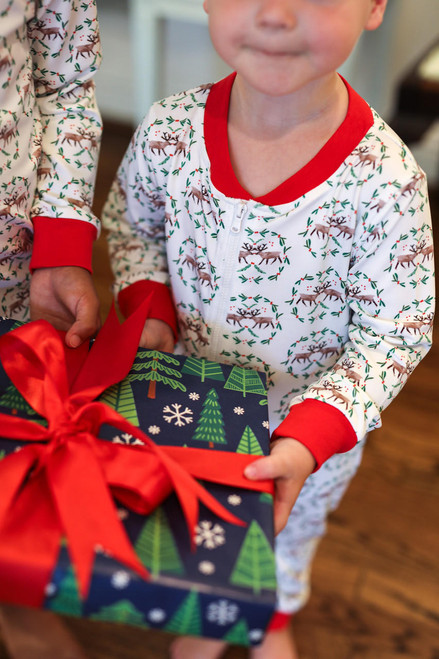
(244, 438), (301, 480)
(65, 297), (100, 348)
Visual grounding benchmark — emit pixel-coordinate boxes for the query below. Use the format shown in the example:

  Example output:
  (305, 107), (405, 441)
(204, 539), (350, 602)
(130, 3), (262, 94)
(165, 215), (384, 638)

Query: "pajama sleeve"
(29, 0), (102, 271)
(273, 154), (435, 468)
(101, 114), (177, 327)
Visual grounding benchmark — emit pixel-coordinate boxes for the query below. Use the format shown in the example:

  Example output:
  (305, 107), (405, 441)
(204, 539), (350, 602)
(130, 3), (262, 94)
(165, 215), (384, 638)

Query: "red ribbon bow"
(0, 301), (273, 608)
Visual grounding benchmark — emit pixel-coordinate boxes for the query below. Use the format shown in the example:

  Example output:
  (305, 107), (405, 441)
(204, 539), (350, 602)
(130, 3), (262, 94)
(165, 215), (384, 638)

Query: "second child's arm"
(29, 0), (103, 346)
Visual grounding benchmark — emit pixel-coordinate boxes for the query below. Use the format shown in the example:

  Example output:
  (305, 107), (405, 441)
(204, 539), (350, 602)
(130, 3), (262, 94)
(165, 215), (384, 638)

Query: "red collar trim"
(204, 72), (374, 205)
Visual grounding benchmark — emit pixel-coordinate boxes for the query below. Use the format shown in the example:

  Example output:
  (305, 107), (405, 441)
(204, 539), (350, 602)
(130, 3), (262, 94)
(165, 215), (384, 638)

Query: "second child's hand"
(139, 318), (175, 352)
(30, 266), (100, 348)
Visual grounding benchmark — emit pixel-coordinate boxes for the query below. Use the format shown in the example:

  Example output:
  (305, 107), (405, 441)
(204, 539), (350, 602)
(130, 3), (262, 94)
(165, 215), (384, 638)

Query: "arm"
(102, 116), (177, 349)
(29, 0), (103, 346)
(286, 162), (434, 459)
(248, 157), (435, 531)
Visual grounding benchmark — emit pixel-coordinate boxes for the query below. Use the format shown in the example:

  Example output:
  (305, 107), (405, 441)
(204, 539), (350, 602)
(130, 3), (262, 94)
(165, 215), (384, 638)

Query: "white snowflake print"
(147, 608), (166, 623)
(198, 561), (216, 575)
(206, 599), (240, 626)
(163, 403), (193, 427)
(262, 420), (270, 429)
(195, 521), (226, 549)
(227, 494), (242, 506)
(111, 571), (130, 589)
(148, 425), (161, 435)
(44, 582), (56, 597)
(189, 392), (200, 401)
(112, 432), (144, 446)
(233, 406), (245, 415)
(248, 629), (264, 643)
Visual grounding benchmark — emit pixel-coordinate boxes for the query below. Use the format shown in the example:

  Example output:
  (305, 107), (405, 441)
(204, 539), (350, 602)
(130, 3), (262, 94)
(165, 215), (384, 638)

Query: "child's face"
(203, 0), (387, 98)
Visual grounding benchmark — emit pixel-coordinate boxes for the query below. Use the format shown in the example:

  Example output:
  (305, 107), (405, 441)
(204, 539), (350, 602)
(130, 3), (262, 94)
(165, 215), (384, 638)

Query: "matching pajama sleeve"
(274, 161), (435, 468)
(101, 115), (177, 328)
(29, 0), (102, 272)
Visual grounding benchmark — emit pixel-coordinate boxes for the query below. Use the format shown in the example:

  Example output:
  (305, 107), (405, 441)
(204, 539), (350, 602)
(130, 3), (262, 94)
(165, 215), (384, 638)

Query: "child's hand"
(244, 437), (316, 535)
(139, 318), (175, 352)
(30, 266), (100, 348)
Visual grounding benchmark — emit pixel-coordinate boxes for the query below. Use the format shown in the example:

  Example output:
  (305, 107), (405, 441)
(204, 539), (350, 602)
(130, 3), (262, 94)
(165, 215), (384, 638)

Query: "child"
(102, 1), (435, 657)
(0, 0), (102, 348)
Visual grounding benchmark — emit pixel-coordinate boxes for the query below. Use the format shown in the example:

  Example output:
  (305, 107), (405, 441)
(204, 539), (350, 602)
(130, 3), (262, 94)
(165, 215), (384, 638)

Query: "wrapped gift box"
(0, 316), (276, 646)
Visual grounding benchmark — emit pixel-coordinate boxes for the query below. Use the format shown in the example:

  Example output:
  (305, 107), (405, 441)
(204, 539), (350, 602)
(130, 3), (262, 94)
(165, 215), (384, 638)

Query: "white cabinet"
(96, 0), (229, 126)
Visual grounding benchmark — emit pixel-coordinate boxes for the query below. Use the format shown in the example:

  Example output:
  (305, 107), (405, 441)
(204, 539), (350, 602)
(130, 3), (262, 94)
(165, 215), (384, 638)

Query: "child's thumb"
(244, 456), (276, 481)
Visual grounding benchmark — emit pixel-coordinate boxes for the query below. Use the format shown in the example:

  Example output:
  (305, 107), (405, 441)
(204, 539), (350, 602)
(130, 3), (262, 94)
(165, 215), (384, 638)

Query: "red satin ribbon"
(0, 302), (274, 608)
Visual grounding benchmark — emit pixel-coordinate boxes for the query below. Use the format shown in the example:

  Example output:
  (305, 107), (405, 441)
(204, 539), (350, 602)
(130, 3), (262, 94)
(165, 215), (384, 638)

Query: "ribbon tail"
(47, 440), (148, 598)
(0, 469), (62, 608)
(70, 296), (153, 400)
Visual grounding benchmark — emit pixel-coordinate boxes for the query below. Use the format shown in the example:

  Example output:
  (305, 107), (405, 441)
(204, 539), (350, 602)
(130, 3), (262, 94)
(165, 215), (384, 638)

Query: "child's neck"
(227, 73), (349, 198)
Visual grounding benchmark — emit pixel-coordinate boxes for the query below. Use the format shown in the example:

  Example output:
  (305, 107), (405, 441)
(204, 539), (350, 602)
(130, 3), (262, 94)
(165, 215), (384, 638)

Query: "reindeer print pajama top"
(0, 0), (102, 319)
(103, 73), (435, 471)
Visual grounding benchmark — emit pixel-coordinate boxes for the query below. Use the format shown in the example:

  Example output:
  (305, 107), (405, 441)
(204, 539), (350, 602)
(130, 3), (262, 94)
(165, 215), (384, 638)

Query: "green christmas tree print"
(128, 350), (186, 399)
(192, 388), (227, 448)
(135, 507), (184, 578)
(164, 590), (202, 636)
(0, 383), (37, 416)
(99, 378), (139, 426)
(236, 426), (264, 455)
(224, 367), (266, 398)
(47, 566), (82, 617)
(229, 520), (276, 594)
(181, 356), (224, 383)
(90, 600), (147, 627)
(223, 618), (250, 646)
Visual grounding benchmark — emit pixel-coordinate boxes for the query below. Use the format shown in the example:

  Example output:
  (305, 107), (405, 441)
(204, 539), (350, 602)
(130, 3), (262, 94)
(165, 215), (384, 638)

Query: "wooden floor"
(1, 123), (438, 659)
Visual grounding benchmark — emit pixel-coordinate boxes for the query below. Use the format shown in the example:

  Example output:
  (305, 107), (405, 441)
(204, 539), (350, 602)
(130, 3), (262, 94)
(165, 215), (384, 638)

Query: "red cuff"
(30, 216), (97, 273)
(267, 612), (293, 631)
(118, 280), (178, 341)
(271, 399), (357, 470)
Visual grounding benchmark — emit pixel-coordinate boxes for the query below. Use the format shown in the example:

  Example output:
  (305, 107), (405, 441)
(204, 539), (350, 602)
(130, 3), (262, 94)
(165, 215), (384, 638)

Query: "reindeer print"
(188, 185), (209, 205)
(1, 1), (102, 321)
(32, 20), (64, 40)
(348, 286), (378, 306)
(394, 243), (423, 270)
(148, 132), (174, 156)
(0, 124), (17, 146)
(400, 313), (434, 335)
(76, 34), (100, 60)
(353, 145), (378, 169)
(179, 313), (210, 349)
